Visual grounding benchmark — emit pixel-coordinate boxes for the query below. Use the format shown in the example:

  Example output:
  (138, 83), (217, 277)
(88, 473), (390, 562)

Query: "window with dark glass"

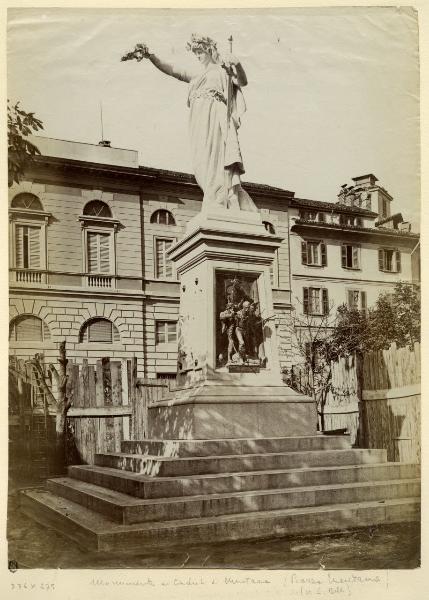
(151, 210), (175, 226)
(155, 321), (177, 344)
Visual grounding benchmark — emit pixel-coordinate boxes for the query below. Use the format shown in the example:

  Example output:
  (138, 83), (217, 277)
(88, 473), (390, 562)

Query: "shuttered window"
(156, 321), (177, 344)
(9, 316), (50, 342)
(79, 319), (120, 343)
(155, 238), (174, 279)
(347, 290), (367, 311)
(87, 232), (111, 273)
(15, 225), (41, 269)
(378, 248), (401, 273)
(301, 240), (327, 267)
(341, 244), (360, 269)
(303, 287), (329, 315)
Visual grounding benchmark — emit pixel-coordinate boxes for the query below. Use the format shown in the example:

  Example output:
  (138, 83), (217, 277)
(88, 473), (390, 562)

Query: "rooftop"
(290, 197), (378, 217)
(291, 218), (419, 239)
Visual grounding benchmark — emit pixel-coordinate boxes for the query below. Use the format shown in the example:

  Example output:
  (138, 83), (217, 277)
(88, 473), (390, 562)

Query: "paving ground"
(7, 481), (420, 570)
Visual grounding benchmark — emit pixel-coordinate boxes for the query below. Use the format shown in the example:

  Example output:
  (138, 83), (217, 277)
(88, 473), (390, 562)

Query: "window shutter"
(28, 227), (41, 269)
(87, 232), (98, 272)
(165, 240), (173, 278)
(15, 225), (24, 268)
(378, 249), (384, 271)
(352, 246), (359, 268)
(361, 291), (367, 311)
(155, 239), (164, 277)
(322, 289), (329, 315)
(303, 288), (309, 314)
(15, 316), (43, 342)
(347, 290), (354, 308)
(99, 234), (110, 273)
(301, 241), (308, 265)
(341, 245), (347, 268)
(88, 319), (113, 343)
(321, 242), (327, 266)
(395, 251), (401, 273)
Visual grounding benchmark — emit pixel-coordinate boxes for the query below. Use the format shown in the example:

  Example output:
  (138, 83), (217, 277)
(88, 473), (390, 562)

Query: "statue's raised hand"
(121, 43), (151, 62)
(221, 53), (240, 68)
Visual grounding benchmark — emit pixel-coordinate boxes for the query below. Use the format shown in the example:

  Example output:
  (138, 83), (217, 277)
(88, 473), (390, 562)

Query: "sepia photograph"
(5, 4), (421, 577)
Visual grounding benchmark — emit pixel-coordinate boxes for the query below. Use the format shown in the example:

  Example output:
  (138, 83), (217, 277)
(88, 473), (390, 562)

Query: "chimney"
(352, 174), (378, 187)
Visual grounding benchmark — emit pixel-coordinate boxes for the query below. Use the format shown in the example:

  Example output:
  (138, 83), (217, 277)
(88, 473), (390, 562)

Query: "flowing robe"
(187, 64), (257, 211)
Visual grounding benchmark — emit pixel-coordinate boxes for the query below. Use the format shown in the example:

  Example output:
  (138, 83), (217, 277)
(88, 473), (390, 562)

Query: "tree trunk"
(54, 341), (70, 474)
(355, 351), (365, 448)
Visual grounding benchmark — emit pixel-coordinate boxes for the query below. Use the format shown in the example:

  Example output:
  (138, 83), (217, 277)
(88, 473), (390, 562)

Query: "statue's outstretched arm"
(149, 54), (191, 83)
(121, 43), (192, 83)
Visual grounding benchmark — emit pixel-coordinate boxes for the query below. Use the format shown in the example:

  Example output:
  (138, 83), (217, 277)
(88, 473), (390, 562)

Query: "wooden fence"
(289, 355), (360, 445)
(66, 360), (173, 464)
(9, 355), (173, 477)
(290, 342), (421, 462)
(361, 342), (421, 463)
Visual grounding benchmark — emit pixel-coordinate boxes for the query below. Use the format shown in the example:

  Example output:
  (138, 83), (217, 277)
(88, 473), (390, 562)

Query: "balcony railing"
(86, 274), (114, 289)
(13, 270), (45, 284)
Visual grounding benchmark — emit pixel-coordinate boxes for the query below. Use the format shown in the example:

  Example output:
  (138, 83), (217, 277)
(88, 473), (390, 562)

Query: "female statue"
(122, 35), (257, 212)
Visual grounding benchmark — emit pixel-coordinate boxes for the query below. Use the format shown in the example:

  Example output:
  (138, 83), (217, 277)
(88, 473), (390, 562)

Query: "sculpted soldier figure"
(218, 278), (264, 365)
(122, 35), (257, 212)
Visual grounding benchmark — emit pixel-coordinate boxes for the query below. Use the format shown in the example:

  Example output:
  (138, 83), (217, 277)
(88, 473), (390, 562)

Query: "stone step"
(121, 435), (351, 457)
(20, 488), (421, 553)
(94, 448), (387, 477)
(69, 462), (420, 499)
(47, 476), (420, 525)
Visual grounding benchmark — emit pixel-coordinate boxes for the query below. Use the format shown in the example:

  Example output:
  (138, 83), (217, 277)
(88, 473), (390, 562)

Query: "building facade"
(9, 139), (419, 378)
(289, 174), (419, 327)
(9, 137), (294, 377)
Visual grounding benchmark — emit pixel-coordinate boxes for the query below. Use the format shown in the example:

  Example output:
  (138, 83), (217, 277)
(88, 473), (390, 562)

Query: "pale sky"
(7, 7), (420, 225)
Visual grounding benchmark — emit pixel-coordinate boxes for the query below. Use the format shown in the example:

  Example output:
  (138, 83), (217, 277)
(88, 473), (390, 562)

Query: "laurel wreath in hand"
(121, 43), (151, 62)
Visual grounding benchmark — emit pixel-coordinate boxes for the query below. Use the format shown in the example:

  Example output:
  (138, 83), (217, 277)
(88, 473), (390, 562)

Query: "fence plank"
(362, 342), (420, 463)
(111, 361), (123, 453)
(102, 358), (115, 453)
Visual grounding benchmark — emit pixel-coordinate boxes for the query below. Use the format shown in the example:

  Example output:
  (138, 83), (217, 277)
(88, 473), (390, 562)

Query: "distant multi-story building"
(289, 174), (419, 324)
(9, 138), (419, 378)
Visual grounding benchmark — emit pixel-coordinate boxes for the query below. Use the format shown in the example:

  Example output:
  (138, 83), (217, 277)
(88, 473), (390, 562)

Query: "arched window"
(263, 221), (275, 234)
(79, 318), (120, 343)
(11, 193), (44, 211)
(9, 315), (50, 342)
(151, 209), (175, 226)
(83, 200), (112, 218)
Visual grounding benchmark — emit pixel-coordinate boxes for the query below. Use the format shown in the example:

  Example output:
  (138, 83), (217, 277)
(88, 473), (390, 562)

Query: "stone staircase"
(20, 434), (420, 553)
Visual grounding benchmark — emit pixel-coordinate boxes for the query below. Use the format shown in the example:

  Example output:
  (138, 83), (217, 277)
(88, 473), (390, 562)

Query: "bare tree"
(284, 298), (337, 431)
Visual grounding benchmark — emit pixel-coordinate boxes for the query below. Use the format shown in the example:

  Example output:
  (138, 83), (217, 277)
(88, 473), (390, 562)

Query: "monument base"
(147, 382), (317, 440)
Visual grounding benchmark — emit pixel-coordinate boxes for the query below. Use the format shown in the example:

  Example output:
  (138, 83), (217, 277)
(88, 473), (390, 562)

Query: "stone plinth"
(146, 382), (317, 440)
(147, 209), (316, 440)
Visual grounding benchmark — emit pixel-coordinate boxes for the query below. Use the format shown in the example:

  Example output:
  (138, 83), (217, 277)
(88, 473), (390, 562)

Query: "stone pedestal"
(147, 208), (316, 439)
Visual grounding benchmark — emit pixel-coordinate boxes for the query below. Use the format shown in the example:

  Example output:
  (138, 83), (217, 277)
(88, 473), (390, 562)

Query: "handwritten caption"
(8, 572), (387, 597)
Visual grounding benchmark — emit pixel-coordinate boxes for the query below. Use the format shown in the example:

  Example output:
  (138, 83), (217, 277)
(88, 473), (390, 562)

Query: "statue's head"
(186, 34), (219, 64)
